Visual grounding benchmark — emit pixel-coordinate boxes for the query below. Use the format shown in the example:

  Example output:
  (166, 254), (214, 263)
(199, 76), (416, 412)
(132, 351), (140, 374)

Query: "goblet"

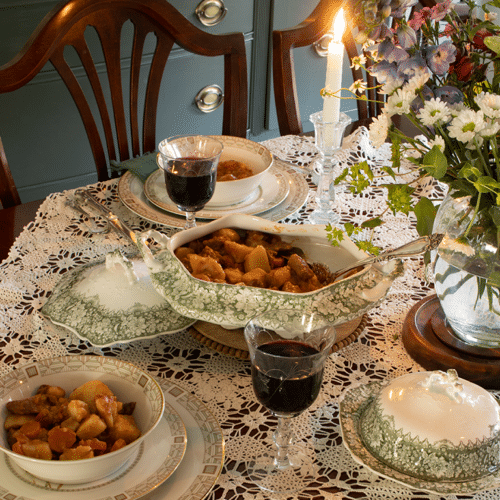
(158, 135), (223, 229)
(244, 309), (336, 494)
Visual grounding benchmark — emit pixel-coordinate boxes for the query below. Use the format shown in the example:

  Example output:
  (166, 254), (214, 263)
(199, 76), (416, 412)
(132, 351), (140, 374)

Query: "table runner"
(0, 128), (493, 500)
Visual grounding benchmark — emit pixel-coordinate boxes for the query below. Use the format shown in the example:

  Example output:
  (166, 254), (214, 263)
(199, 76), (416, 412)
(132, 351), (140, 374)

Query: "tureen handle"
(137, 229), (171, 273)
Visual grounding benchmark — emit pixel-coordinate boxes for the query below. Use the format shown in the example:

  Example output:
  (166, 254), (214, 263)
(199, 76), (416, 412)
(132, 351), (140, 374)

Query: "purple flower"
(391, 0), (418, 18)
(397, 24), (417, 49)
(426, 41), (457, 75)
(369, 60), (399, 83)
(434, 85), (464, 105)
(397, 54), (428, 79)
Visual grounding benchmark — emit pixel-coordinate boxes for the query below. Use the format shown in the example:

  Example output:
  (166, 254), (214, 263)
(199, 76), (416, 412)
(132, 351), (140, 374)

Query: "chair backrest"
(0, 137), (22, 209)
(0, 0), (248, 182)
(272, 0), (382, 136)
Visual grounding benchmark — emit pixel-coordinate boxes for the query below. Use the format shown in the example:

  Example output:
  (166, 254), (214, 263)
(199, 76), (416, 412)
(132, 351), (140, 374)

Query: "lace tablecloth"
(0, 129), (492, 500)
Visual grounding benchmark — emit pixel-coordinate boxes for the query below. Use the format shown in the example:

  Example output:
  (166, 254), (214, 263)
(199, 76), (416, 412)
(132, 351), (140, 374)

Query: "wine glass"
(157, 135), (223, 229)
(244, 309), (336, 494)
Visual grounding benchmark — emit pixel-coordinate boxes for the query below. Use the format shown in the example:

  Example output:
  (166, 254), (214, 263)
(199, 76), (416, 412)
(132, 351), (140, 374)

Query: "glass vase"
(309, 111), (352, 225)
(432, 193), (500, 348)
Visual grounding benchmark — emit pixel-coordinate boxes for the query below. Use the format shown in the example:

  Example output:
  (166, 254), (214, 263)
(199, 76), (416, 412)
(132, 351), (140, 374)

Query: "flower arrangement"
(325, 0), (500, 257)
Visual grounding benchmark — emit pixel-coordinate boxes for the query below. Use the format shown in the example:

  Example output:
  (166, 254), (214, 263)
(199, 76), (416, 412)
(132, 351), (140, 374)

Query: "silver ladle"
(331, 233), (444, 281)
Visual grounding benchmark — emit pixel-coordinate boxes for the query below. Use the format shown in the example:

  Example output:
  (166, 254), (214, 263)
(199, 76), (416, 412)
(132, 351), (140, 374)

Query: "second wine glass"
(158, 135), (223, 229)
(244, 309), (336, 494)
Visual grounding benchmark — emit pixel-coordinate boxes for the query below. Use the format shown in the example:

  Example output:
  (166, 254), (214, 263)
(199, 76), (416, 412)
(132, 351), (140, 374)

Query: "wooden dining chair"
(0, 0), (248, 182)
(0, 137), (22, 209)
(272, 0), (384, 136)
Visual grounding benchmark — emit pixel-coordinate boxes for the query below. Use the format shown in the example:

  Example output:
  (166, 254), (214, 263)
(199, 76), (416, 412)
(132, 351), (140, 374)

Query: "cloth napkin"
(110, 152), (158, 183)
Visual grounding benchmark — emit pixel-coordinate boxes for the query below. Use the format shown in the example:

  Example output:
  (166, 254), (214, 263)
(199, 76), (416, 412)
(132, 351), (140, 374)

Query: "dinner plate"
(340, 382), (500, 495)
(143, 166), (289, 219)
(118, 159), (309, 227)
(147, 378), (225, 500)
(41, 253), (196, 347)
(0, 395), (187, 499)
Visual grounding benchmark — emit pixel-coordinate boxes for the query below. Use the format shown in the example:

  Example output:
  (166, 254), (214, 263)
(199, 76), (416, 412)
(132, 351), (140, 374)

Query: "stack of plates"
(118, 159), (310, 228)
(1, 376), (224, 500)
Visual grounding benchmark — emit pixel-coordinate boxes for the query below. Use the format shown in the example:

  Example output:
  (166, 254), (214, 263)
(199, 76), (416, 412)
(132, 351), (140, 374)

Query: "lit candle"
(323, 8), (345, 124)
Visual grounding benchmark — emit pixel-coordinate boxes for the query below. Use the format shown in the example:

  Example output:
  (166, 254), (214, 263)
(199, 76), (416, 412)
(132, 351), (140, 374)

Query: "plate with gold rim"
(118, 159), (309, 227)
(144, 165), (289, 219)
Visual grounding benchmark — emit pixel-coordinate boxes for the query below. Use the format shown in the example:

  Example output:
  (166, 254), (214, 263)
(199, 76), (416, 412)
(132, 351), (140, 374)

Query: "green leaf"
(414, 197), (437, 236)
(473, 176), (500, 194)
(421, 146), (448, 179)
(325, 224), (344, 246)
(361, 217), (383, 229)
(485, 35), (500, 55)
(384, 184), (415, 215)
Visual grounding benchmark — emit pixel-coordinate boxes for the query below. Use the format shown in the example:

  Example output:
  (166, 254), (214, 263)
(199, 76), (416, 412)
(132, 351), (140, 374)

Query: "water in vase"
(434, 255), (500, 348)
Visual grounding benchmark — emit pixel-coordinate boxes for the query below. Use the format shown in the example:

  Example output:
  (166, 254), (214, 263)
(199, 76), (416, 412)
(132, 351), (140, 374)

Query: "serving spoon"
(330, 233), (445, 281)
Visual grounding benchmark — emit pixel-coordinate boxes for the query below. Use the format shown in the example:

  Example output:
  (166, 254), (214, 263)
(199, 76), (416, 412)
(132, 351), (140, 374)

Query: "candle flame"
(332, 8), (346, 43)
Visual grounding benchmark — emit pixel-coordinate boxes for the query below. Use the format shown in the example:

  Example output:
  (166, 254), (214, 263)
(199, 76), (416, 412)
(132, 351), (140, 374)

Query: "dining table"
(0, 127), (497, 500)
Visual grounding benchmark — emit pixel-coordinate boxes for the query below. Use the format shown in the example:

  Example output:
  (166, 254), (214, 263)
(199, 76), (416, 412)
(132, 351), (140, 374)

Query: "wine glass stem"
(273, 416), (294, 469)
(184, 211), (197, 229)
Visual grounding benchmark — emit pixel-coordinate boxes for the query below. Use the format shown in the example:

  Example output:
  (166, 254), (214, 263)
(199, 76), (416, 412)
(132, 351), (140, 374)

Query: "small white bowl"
(0, 355), (164, 484)
(358, 369), (500, 482)
(158, 135), (273, 207)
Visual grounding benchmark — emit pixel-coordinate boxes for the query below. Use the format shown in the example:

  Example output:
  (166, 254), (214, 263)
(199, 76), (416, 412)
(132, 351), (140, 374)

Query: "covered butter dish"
(358, 369), (500, 482)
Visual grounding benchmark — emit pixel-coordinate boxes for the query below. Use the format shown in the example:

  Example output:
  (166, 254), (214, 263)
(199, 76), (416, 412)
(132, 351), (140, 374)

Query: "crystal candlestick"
(309, 110), (351, 225)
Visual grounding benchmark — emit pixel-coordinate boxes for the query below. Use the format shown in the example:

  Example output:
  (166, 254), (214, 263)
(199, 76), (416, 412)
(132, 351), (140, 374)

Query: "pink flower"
(430, 0), (452, 21)
(408, 7), (432, 30)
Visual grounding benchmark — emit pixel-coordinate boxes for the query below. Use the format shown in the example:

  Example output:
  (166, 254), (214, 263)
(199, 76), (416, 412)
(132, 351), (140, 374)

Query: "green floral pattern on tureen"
(146, 246), (404, 328)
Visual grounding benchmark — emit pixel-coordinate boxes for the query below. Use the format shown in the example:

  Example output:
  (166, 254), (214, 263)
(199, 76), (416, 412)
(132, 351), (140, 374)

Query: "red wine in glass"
(251, 340), (323, 417)
(158, 135), (223, 229)
(244, 309), (336, 494)
(164, 157), (216, 212)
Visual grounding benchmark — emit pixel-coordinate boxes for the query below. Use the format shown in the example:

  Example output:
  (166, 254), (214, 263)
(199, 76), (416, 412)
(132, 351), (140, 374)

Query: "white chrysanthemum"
(381, 76), (404, 95)
(350, 54), (367, 70)
(349, 79), (368, 95)
(417, 98), (452, 126)
(480, 120), (500, 138)
(405, 71), (431, 94)
(447, 109), (485, 143)
(475, 92), (500, 119)
(386, 88), (414, 116)
(369, 113), (391, 148)
(427, 135), (445, 152)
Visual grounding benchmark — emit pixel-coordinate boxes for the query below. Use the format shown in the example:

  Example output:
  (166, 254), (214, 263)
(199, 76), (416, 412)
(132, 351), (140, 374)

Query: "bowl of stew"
(207, 135), (273, 206)
(0, 355), (164, 484)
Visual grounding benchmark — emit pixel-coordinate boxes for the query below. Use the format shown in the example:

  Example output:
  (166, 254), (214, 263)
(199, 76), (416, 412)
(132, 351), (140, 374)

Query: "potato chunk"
(76, 414), (107, 440)
(109, 415), (141, 444)
(69, 381), (114, 413)
(60, 445), (94, 461)
(244, 245), (271, 273)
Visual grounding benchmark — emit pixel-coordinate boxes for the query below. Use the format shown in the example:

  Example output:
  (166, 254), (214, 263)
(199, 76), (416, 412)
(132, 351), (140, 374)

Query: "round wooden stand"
(190, 315), (367, 360)
(402, 294), (500, 389)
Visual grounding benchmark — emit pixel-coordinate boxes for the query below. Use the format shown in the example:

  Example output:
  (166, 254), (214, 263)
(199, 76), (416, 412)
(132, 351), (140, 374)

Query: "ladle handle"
(73, 189), (138, 245)
(333, 233), (444, 280)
